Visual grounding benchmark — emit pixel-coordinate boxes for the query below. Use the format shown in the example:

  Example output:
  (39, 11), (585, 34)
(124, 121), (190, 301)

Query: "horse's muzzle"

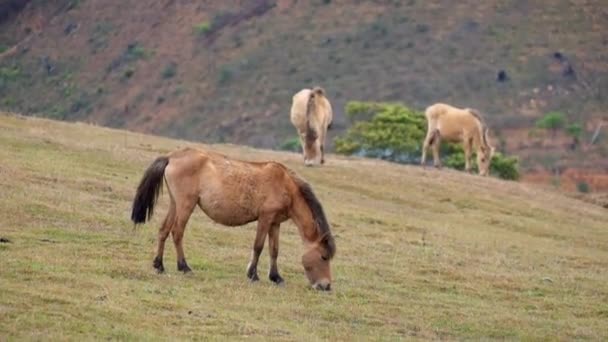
(313, 282), (331, 291)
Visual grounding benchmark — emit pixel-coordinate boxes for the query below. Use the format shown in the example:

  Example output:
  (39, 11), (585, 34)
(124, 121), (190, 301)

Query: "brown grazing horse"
(131, 147), (336, 290)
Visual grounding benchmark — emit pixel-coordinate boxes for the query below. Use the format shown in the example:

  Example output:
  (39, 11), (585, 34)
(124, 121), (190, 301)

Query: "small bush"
(566, 123), (583, 138)
(0, 66), (20, 81)
(194, 22), (212, 36)
(161, 62), (177, 79)
(536, 111), (566, 137)
(577, 181), (590, 193)
(123, 68), (134, 79)
(218, 66), (233, 85)
(279, 137), (301, 152)
(126, 44), (148, 60)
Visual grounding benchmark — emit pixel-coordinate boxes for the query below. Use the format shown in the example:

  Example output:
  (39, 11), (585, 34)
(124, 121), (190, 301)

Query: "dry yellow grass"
(0, 113), (607, 340)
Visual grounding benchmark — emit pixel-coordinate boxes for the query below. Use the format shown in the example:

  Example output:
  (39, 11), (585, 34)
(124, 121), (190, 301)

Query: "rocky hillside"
(1, 0), (607, 185)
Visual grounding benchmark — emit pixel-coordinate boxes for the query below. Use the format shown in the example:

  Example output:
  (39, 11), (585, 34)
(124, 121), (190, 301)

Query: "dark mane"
(291, 174), (336, 259)
(467, 108), (490, 148)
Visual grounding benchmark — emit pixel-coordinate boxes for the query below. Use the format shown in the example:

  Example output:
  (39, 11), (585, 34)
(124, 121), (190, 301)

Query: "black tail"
(428, 128), (440, 145)
(305, 91), (318, 144)
(131, 156), (170, 224)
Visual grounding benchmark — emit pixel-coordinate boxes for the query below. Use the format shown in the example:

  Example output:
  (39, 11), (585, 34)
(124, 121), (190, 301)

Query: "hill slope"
(1, 113), (607, 340)
(1, 1), (607, 156)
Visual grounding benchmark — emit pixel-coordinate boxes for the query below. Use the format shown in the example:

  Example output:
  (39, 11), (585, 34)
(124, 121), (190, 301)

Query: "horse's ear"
(490, 146), (496, 157)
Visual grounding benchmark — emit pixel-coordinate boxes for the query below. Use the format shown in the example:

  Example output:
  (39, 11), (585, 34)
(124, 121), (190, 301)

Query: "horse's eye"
(321, 255), (328, 261)
(481, 158), (485, 162)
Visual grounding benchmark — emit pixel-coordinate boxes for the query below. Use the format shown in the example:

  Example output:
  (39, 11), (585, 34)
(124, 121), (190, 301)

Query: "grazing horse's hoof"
(177, 260), (192, 273)
(153, 256), (165, 274)
(269, 273), (284, 285)
(247, 267), (260, 282)
(248, 273), (260, 282)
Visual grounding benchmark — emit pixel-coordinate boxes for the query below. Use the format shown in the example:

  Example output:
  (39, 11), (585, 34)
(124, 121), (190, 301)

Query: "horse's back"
(425, 103), (480, 141)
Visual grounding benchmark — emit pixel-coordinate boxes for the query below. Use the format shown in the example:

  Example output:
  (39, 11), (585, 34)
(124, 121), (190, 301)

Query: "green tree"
(334, 102), (426, 162)
(536, 111), (566, 138)
(566, 122), (583, 149)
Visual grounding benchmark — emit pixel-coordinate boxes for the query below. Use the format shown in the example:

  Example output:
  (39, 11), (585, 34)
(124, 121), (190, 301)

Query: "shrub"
(123, 68), (135, 79)
(218, 66), (233, 85)
(566, 123), (583, 138)
(577, 181), (590, 193)
(125, 43), (148, 61)
(194, 22), (212, 36)
(279, 137), (301, 152)
(536, 111), (566, 138)
(161, 62), (177, 79)
(334, 102), (426, 162)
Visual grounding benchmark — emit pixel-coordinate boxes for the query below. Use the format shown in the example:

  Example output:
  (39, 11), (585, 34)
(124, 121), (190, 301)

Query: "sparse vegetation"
(536, 111), (566, 138)
(161, 62), (177, 79)
(577, 181), (591, 193)
(125, 43), (148, 61)
(123, 68), (134, 79)
(193, 21), (212, 36)
(88, 21), (113, 53)
(218, 66), (233, 85)
(279, 136), (301, 152)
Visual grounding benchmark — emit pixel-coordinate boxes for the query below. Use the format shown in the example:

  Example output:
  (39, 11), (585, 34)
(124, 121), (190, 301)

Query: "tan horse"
(421, 103), (495, 176)
(131, 147), (336, 290)
(290, 87), (333, 166)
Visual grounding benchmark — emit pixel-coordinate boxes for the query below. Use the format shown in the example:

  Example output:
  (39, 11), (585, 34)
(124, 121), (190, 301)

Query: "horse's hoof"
(177, 260), (192, 273)
(269, 273), (284, 285)
(153, 257), (165, 273)
(248, 273), (260, 282)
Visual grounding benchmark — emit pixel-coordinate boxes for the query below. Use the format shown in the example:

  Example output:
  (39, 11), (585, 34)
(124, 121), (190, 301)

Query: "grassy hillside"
(1, 112), (607, 340)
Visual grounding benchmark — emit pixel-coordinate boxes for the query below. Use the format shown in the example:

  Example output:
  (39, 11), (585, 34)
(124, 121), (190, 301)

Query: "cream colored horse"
(421, 103), (495, 176)
(290, 87), (333, 166)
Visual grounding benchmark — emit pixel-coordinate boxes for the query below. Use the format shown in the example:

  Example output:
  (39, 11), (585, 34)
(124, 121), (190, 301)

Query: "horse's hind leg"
(171, 197), (198, 273)
(246, 215), (273, 282)
(153, 199), (176, 273)
(431, 131), (442, 168)
(268, 223), (284, 284)
(421, 129), (438, 166)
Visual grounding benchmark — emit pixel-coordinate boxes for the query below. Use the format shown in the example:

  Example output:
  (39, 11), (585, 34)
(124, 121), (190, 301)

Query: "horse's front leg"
(268, 223), (284, 285)
(464, 143), (472, 173)
(246, 217), (271, 282)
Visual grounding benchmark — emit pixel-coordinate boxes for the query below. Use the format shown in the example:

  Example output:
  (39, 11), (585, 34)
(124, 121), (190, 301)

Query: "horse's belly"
(198, 197), (258, 227)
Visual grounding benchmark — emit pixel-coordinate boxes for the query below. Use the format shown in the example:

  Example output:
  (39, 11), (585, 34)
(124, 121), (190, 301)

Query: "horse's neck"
(471, 122), (487, 150)
(289, 195), (320, 244)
